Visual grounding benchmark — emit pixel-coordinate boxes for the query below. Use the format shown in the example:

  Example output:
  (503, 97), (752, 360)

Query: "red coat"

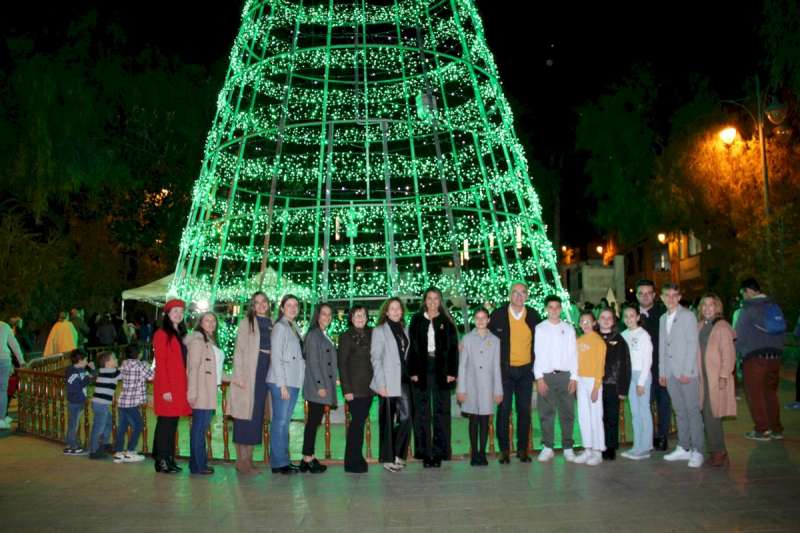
(153, 329), (192, 417)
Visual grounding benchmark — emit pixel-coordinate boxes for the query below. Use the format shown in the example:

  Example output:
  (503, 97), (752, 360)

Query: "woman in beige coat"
(226, 292), (272, 474)
(696, 293), (737, 467)
(186, 312), (224, 475)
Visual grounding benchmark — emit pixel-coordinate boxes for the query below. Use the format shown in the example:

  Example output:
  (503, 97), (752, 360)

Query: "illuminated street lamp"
(719, 127), (737, 145)
(657, 232), (667, 244)
(596, 245), (604, 255)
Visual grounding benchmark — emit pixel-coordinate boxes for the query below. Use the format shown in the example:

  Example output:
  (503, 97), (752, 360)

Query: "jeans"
(189, 409), (214, 473)
(496, 363), (533, 454)
(115, 406), (144, 453)
(66, 402), (85, 449)
(0, 359), (10, 420)
(89, 402), (112, 453)
(267, 383), (299, 468)
(628, 371), (653, 454)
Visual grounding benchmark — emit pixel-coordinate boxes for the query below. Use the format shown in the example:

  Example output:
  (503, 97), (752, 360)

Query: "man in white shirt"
(534, 295), (578, 463)
(658, 283), (704, 468)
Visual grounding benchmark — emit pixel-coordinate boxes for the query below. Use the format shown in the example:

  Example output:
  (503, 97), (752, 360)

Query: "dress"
(233, 316), (272, 445)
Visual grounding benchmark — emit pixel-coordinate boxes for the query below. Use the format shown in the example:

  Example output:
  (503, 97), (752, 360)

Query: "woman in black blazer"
(408, 287), (459, 467)
(337, 305), (373, 473)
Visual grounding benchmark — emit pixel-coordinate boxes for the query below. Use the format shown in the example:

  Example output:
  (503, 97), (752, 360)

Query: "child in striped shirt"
(89, 351), (120, 459)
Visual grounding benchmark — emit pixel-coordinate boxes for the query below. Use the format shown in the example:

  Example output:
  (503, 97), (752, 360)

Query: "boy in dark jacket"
(64, 350), (94, 455)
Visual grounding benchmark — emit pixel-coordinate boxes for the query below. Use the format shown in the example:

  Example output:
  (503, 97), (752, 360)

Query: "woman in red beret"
(152, 299), (192, 473)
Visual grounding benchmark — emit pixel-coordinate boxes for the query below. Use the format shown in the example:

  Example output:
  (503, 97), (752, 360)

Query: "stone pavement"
(2, 371), (799, 532)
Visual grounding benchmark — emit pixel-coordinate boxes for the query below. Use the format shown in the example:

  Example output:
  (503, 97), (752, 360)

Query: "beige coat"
(697, 319), (737, 418)
(185, 331), (219, 411)
(226, 318), (272, 421)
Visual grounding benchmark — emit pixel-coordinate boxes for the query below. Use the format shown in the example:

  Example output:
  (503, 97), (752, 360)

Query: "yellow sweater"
(577, 331), (606, 389)
(509, 308), (532, 366)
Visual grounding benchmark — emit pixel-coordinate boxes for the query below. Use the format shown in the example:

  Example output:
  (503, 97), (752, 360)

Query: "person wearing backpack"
(735, 278), (786, 441)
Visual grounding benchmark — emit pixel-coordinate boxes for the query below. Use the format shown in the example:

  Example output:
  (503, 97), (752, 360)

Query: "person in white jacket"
(620, 305), (654, 460)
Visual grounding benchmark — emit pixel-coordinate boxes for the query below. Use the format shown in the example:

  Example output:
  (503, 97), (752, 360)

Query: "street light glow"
(719, 127), (737, 145)
(657, 233), (667, 244)
(596, 245), (604, 255)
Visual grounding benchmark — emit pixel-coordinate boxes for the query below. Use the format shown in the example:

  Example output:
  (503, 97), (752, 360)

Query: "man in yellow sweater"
(489, 282), (541, 463)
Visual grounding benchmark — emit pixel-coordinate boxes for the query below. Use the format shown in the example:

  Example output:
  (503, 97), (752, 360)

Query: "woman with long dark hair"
(185, 311), (223, 475)
(338, 305), (373, 473)
(408, 287), (458, 467)
(227, 291), (272, 475)
(152, 299), (191, 473)
(370, 297), (412, 472)
(300, 303), (337, 474)
(597, 308), (631, 461)
(266, 294), (305, 474)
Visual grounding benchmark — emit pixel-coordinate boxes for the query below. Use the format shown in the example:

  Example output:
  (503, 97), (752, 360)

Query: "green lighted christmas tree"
(171, 0), (569, 321)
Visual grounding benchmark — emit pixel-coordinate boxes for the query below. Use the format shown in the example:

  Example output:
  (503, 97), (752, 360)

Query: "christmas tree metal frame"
(171, 0), (569, 321)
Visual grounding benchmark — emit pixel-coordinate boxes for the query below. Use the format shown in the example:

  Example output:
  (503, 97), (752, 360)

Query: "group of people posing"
(61, 274), (786, 475)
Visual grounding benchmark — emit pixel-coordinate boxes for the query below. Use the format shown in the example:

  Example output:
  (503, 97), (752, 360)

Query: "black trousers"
(378, 384), (411, 463)
(651, 366), (672, 439)
(152, 416), (179, 460)
(302, 401), (326, 457)
(468, 414), (489, 460)
(603, 384), (620, 451)
(412, 374), (452, 460)
(344, 396), (372, 473)
(496, 363), (533, 454)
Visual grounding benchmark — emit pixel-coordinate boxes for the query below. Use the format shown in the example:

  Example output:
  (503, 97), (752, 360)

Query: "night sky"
(4, 1), (764, 248)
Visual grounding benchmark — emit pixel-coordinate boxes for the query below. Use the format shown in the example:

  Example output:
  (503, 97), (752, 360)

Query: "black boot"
(154, 458), (172, 473)
(166, 456), (182, 472)
(498, 451), (510, 464)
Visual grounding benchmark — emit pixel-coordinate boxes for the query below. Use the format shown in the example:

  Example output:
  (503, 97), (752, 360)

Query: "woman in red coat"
(152, 299), (192, 473)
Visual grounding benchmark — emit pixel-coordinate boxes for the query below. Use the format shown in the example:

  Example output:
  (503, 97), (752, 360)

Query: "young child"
(89, 351), (120, 459)
(113, 345), (154, 464)
(64, 350), (94, 455)
(574, 312), (606, 466)
(457, 308), (503, 466)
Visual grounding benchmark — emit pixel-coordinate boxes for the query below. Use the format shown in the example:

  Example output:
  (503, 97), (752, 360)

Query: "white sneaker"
(124, 452), (146, 463)
(664, 446), (692, 462)
(537, 447), (555, 462)
(112, 452), (127, 464)
(563, 448), (577, 462)
(687, 450), (704, 468)
(383, 462), (401, 472)
(394, 456), (407, 468)
(573, 450), (590, 464)
(586, 450), (603, 466)
(621, 449), (650, 461)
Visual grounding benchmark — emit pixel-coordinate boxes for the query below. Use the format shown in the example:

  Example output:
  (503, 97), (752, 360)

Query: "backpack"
(756, 302), (786, 335)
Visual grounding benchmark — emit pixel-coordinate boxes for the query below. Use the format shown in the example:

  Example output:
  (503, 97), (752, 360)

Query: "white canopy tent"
(120, 274), (175, 319)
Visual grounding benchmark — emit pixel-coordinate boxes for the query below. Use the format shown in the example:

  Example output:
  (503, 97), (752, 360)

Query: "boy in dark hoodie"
(64, 350), (94, 455)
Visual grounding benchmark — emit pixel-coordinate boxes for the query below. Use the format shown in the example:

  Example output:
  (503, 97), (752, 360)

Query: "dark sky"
(4, 1), (764, 247)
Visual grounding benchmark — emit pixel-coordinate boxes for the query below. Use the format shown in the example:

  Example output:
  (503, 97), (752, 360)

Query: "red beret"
(164, 299), (186, 314)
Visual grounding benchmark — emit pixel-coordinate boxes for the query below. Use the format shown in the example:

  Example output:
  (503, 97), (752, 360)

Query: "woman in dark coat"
(408, 287), (459, 467)
(338, 305), (373, 473)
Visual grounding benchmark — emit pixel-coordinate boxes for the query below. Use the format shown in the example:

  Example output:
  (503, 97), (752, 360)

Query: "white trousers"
(577, 377), (605, 451)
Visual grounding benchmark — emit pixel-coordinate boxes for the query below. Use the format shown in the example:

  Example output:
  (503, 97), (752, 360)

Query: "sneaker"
(744, 431), (771, 442)
(769, 432), (784, 440)
(124, 452), (146, 462)
(537, 447), (555, 462)
(586, 450), (603, 466)
(687, 450), (704, 468)
(112, 452), (127, 463)
(63, 447), (76, 455)
(573, 450), (590, 464)
(73, 447), (88, 455)
(622, 449), (650, 461)
(382, 462), (401, 473)
(394, 456), (407, 468)
(664, 446), (692, 461)
(785, 401), (800, 410)
(563, 449), (577, 463)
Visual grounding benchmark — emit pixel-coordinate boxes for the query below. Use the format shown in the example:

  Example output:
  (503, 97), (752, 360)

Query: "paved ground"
(2, 368), (799, 532)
